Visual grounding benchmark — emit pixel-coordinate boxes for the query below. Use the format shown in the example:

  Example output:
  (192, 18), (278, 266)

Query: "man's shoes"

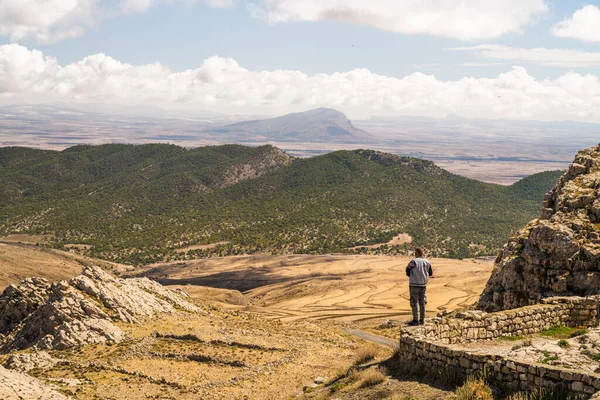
(406, 320), (419, 326)
(419, 320), (425, 325)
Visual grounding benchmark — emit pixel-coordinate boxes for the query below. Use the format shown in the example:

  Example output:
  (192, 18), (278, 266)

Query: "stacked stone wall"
(407, 297), (597, 345)
(399, 336), (600, 396)
(399, 297), (600, 397)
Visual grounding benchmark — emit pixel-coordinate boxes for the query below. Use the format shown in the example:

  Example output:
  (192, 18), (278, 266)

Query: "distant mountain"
(209, 108), (369, 142)
(0, 144), (563, 265)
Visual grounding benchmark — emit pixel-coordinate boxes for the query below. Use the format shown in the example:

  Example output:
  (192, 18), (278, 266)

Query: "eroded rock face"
(479, 144), (600, 312)
(0, 266), (199, 352)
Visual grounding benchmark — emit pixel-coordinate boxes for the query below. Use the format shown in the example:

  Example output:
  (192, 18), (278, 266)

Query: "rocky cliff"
(0, 266), (199, 352)
(479, 144), (600, 312)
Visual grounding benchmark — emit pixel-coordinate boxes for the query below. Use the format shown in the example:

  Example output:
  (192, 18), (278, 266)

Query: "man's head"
(415, 248), (424, 258)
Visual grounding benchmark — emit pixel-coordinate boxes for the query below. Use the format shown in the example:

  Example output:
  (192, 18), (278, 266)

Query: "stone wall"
(399, 335), (600, 396)
(399, 297), (600, 397)
(407, 297), (597, 345)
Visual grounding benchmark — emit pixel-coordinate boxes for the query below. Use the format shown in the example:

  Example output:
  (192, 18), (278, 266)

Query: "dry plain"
(134, 254), (495, 325)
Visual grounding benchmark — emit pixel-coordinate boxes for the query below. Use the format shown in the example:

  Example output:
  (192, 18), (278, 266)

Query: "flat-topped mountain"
(479, 144), (600, 312)
(212, 108), (369, 142)
(0, 143), (562, 264)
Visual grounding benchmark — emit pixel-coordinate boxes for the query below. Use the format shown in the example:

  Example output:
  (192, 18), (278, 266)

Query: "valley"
(133, 254), (494, 324)
(0, 242), (474, 399)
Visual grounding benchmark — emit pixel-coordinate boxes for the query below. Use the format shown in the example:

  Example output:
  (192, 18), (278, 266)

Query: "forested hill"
(0, 144), (563, 264)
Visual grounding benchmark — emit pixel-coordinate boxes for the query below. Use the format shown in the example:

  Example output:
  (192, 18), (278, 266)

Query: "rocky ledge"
(479, 144), (600, 312)
(0, 266), (199, 352)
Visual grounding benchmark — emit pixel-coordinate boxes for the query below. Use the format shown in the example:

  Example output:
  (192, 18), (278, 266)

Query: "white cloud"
(251, 0), (548, 41)
(2, 44), (600, 122)
(0, 0), (94, 43)
(552, 5), (600, 42)
(449, 44), (600, 68)
(120, 0), (235, 13)
(0, 0), (235, 42)
(0, 0), (548, 43)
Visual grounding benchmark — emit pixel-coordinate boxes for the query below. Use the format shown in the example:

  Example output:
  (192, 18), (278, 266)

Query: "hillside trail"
(344, 328), (398, 348)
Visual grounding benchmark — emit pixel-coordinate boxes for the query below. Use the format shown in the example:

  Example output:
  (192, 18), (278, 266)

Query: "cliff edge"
(479, 144), (600, 312)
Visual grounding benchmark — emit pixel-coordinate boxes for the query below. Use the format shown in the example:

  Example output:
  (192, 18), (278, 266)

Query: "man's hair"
(415, 248), (424, 257)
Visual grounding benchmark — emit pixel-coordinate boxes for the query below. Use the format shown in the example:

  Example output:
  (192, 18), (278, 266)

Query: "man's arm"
(406, 260), (415, 277)
(428, 262), (433, 277)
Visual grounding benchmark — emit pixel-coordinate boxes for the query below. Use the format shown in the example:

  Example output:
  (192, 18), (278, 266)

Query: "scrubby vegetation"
(0, 144), (563, 264)
(455, 376), (493, 400)
(353, 344), (379, 366)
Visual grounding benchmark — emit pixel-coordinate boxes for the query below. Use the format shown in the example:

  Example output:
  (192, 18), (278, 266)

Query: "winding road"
(344, 328), (398, 348)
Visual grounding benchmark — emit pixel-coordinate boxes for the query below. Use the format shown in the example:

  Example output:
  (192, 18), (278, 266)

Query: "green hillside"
(0, 144), (563, 264)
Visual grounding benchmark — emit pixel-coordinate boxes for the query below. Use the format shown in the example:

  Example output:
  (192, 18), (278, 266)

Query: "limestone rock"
(0, 277), (51, 334)
(0, 365), (71, 399)
(4, 351), (63, 372)
(479, 144), (600, 312)
(0, 266), (200, 352)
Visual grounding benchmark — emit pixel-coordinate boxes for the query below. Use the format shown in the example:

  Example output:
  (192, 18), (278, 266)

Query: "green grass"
(499, 335), (524, 341)
(539, 351), (559, 364)
(580, 350), (600, 361)
(541, 326), (588, 339)
(568, 328), (589, 338)
(557, 339), (570, 348)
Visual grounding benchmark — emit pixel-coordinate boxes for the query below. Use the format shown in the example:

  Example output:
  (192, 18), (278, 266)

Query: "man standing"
(405, 248), (432, 326)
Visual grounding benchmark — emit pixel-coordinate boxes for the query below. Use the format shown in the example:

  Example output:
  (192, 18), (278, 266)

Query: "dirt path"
(344, 329), (398, 348)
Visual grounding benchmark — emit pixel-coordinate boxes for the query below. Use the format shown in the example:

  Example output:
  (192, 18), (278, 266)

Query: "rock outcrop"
(4, 351), (63, 372)
(0, 365), (71, 400)
(0, 266), (199, 352)
(479, 144), (600, 312)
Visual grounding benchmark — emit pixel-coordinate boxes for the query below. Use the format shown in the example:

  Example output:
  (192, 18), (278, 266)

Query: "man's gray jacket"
(406, 257), (433, 287)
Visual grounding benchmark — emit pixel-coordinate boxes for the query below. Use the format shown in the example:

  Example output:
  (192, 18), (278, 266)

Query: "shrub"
(455, 376), (494, 400)
(557, 339), (570, 348)
(353, 344), (379, 365)
(506, 386), (580, 400)
(434, 366), (463, 387)
(357, 366), (387, 388)
(569, 328), (588, 338)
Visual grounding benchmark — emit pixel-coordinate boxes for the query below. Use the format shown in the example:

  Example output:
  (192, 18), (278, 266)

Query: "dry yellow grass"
(25, 311), (358, 400)
(455, 377), (494, 400)
(135, 254), (494, 323)
(354, 344), (379, 365)
(356, 366), (387, 387)
(0, 241), (126, 290)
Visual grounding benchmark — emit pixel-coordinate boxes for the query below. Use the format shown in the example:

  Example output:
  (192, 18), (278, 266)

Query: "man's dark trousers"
(409, 286), (426, 322)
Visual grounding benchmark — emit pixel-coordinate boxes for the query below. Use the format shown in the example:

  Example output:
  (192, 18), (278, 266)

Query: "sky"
(1, 0), (600, 121)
